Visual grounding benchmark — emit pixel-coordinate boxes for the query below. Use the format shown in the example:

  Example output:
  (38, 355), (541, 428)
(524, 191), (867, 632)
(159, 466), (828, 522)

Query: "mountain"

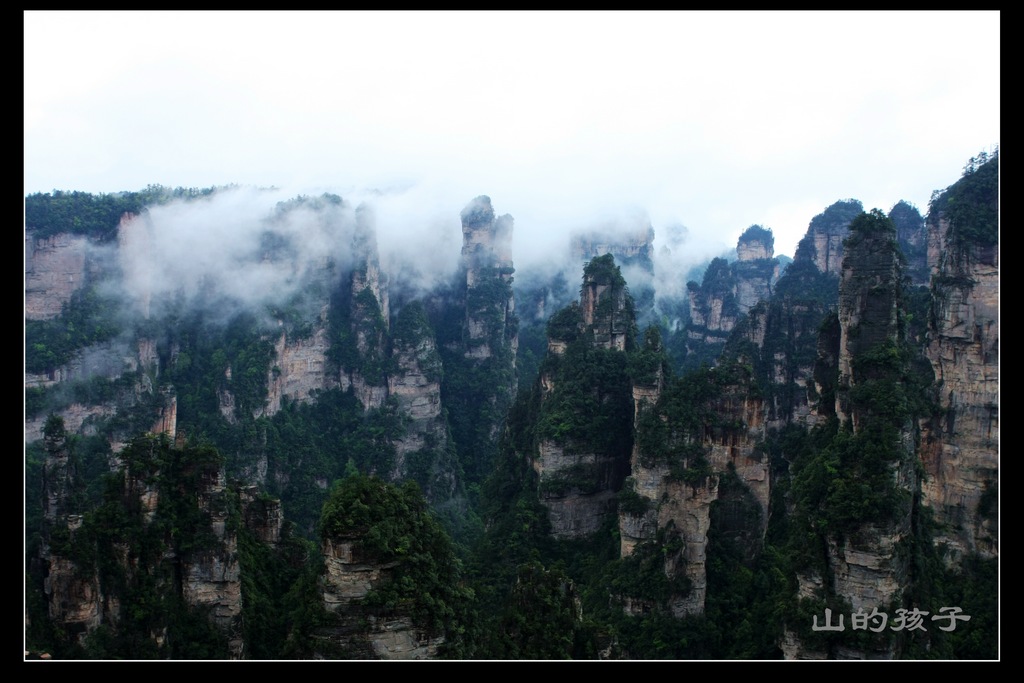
(25, 153), (998, 659)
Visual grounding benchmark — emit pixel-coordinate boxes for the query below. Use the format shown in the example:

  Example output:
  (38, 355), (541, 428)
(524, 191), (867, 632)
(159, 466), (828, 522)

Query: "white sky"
(24, 10), (1000, 267)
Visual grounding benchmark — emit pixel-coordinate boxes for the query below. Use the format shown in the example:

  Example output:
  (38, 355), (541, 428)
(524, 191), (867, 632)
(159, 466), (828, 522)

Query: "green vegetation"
(546, 301), (582, 342)
(26, 185), (221, 241)
(329, 278), (391, 384)
(581, 252), (626, 291)
(536, 342), (633, 455)
(435, 267), (517, 488)
(808, 198), (864, 233)
(26, 286), (123, 374)
(25, 172), (998, 659)
(27, 435), (235, 658)
(739, 224), (774, 251)
(319, 472), (472, 639)
(391, 301), (443, 383)
(263, 390), (403, 534)
(929, 149), (998, 248)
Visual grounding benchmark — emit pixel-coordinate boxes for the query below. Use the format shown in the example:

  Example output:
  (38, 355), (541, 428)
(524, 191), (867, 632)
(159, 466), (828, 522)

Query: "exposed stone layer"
(25, 233), (90, 320)
(920, 216), (998, 562)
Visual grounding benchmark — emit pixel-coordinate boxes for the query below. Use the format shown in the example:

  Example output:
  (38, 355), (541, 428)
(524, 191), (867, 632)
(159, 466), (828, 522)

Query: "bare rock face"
(316, 518), (444, 658)
(737, 239), (772, 263)
(621, 367), (768, 617)
(535, 440), (621, 539)
(25, 232), (91, 320)
(461, 195), (513, 285)
(44, 549), (103, 637)
(734, 226), (778, 313)
(793, 199), (863, 277)
(182, 467), (243, 656)
(783, 211), (917, 660)
(321, 538), (394, 608)
(580, 254), (632, 351)
(704, 393), (770, 515)
(460, 196), (516, 361)
(622, 436), (719, 618)
(340, 207), (391, 411)
(40, 438), (249, 657)
(534, 255), (632, 539)
(387, 302), (457, 500)
(828, 523), (910, 613)
(619, 376), (663, 557)
(239, 486), (284, 546)
(262, 311), (334, 418)
(686, 277), (738, 345)
(684, 227), (779, 364)
(26, 403), (118, 444)
(920, 216), (998, 563)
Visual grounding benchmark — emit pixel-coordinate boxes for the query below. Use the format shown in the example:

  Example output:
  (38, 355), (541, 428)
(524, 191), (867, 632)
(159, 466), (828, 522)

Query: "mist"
(100, 176), (741, 334)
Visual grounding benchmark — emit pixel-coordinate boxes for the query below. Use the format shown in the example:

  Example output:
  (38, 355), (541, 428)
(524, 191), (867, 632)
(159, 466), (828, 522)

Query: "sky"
(24, 10), (999, 272)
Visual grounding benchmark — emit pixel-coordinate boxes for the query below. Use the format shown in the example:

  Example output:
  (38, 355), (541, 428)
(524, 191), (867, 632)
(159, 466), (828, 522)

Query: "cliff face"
(890, 200), (929, 286)
(37, 435), (278, 658)
(440, 196), (519, 486)
(26, 174), (998, 658)
(25, 232), (92, 321)
(26, 194), (483, 527)
(460, 195), (516, 361)
(262, 316), (334, 418)
(312, 475), (464, 660)
(580, 259), (633, 352)
(180, 465), (244, 657)
(318, 536), (444, 659)
(794, 200), (864, 277)
(918, 158), (999, 563)
(534, 255), (633, 539)
(783, 211), (920, 660)
(571, 221), (656, 324)
(686, 258), (739, 350)
(724, 216), (840, 430)
(733, 227), (778, 313)
(388, 302), (457, 500)
(620, 363), (768, 617)
(684, 226), (779, 367)
(338, 208), (391, 411)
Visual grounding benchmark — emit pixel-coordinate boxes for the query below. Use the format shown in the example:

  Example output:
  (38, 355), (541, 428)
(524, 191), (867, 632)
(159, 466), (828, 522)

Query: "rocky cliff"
(918, 156), (999, 564)
(571, 220), (656, 323)
(783, 211), (919, 659)
(794, 199), (864, 277)
(26, 169), (997, 659)
(311, 474), (466, 659)
(460, 195), (516, 361)
(35, 434), (285, 658)
(533, 255), (633, 539)
(25, 231), (101, 321)
(733, 225), (779, 312)
(388, 302), (458, 500)
(890, 200), (929, 286)
(684, 226), (780, 368)
(619, 359), (769, 618)
(438, 196), (519, 486)
(338, 206), (391, 410)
